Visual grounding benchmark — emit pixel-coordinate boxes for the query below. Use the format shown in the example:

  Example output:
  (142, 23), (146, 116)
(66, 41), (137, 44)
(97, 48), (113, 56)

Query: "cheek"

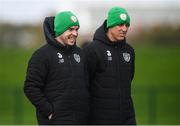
(113, 30), (119, 36)
(64, 34), (71, 40)
(68, 33), (74, 38)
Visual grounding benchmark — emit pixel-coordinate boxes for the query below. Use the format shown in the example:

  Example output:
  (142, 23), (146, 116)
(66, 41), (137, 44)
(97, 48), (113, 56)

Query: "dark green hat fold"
(54, 11), (79, 37)
(107, 7), (130, 28)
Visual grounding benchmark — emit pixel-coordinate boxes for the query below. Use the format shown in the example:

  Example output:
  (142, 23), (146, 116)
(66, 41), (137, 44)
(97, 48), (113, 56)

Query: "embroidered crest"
(120, 13), (127, 21)
(106, 50), (112, 61)
(57, 52), (64, 63)
(57, 52), (62, 58)
(106, 50), (111, 56)
(73, 53), (80, 63)
(71, 16), (77, 22)
(123, 53), (130, 62)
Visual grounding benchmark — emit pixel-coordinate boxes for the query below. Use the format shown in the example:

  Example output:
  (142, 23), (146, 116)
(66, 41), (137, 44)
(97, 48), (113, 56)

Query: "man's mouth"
(119, 33), (125, 37)
(68, 36), (76, 40)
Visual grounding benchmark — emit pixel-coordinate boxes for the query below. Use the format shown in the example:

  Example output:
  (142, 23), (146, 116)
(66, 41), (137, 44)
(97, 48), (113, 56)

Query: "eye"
(68, 28), (79, 32)
(69, 28), (73, 31)
(75, 28), (79, 31)
(126, 23), (130, 27)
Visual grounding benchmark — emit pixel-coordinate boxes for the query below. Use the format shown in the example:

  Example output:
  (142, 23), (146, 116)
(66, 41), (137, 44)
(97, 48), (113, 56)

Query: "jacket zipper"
(68, 55), (73, 78)
(115, 45), (124, 120)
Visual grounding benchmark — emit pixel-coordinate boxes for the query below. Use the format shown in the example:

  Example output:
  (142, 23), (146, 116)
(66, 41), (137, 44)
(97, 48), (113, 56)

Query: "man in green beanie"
(83, 7), (136, 124)
(24, 11), (89, 125)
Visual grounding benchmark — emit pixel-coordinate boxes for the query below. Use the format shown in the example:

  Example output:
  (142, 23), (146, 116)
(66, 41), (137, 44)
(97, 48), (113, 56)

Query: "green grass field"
(0, 45), (180, 124)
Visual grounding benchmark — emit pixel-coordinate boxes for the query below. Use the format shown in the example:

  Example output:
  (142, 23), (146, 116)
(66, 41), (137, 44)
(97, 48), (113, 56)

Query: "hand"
(48, 113), (53, 120)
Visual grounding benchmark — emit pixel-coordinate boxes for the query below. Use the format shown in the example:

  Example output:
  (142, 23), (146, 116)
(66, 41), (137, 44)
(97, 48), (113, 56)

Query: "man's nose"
(72, 30), (78, 36)
(121, 24), (128, 31)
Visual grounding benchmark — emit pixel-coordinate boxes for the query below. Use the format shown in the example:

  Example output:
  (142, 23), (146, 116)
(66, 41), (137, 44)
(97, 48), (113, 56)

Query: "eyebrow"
(69, 27), (79, 30)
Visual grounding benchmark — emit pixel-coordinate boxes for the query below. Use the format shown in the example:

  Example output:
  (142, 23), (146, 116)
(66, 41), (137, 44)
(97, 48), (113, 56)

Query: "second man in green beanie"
(83, 6), (136, 125)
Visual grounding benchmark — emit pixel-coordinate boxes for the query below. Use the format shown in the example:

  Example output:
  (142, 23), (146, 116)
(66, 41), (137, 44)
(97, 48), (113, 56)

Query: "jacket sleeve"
(24, 50), (53, 118)
(83, 45), (98, 84)
(131, 49), (135, 81)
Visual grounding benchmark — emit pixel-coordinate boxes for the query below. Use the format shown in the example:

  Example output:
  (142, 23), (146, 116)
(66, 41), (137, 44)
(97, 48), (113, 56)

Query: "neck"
(55, 37), (66, 46)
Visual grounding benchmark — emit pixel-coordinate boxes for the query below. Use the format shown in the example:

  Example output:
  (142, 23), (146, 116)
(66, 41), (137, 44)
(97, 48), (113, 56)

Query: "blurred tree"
(0, 23), (44, 48)
(130, 25), (180, 45)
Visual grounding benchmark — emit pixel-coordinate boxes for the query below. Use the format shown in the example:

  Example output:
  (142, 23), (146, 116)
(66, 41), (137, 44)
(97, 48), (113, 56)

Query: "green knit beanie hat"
(54, 11), (80, 37)
(107, 7), (130, 28)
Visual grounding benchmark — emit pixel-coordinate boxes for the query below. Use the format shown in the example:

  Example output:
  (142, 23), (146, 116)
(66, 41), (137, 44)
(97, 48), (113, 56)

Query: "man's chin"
(68, 41), (75, 46)
(118, 36), (125, 40)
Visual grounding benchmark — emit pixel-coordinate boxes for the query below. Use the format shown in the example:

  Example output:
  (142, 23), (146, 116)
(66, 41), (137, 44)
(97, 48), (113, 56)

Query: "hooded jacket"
(83, 21), (136, 124)
(24, 17), (89, 125)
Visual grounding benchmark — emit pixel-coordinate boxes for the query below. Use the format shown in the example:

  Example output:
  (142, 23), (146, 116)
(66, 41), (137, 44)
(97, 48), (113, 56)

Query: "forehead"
(69, 26), (79, 29)
(112, 24), (129, 29)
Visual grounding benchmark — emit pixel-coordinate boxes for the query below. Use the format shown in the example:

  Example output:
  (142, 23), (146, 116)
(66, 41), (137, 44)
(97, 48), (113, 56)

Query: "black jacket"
(83, 21), (136, 124)
(24, 17), (89, 125)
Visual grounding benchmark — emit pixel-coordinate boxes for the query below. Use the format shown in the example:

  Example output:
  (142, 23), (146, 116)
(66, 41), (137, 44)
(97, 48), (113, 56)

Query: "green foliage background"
(0, 44), (180, 124)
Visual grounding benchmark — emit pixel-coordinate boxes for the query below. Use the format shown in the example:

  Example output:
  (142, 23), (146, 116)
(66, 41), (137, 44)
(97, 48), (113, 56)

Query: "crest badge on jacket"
(73, 53), (80, 63)
(123, 52), (130, 62)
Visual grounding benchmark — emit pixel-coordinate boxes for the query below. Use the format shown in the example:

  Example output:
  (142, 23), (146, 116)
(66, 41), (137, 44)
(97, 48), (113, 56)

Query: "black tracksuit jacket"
(24, 17), (89, 125)
(83, 20), (136, 124)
